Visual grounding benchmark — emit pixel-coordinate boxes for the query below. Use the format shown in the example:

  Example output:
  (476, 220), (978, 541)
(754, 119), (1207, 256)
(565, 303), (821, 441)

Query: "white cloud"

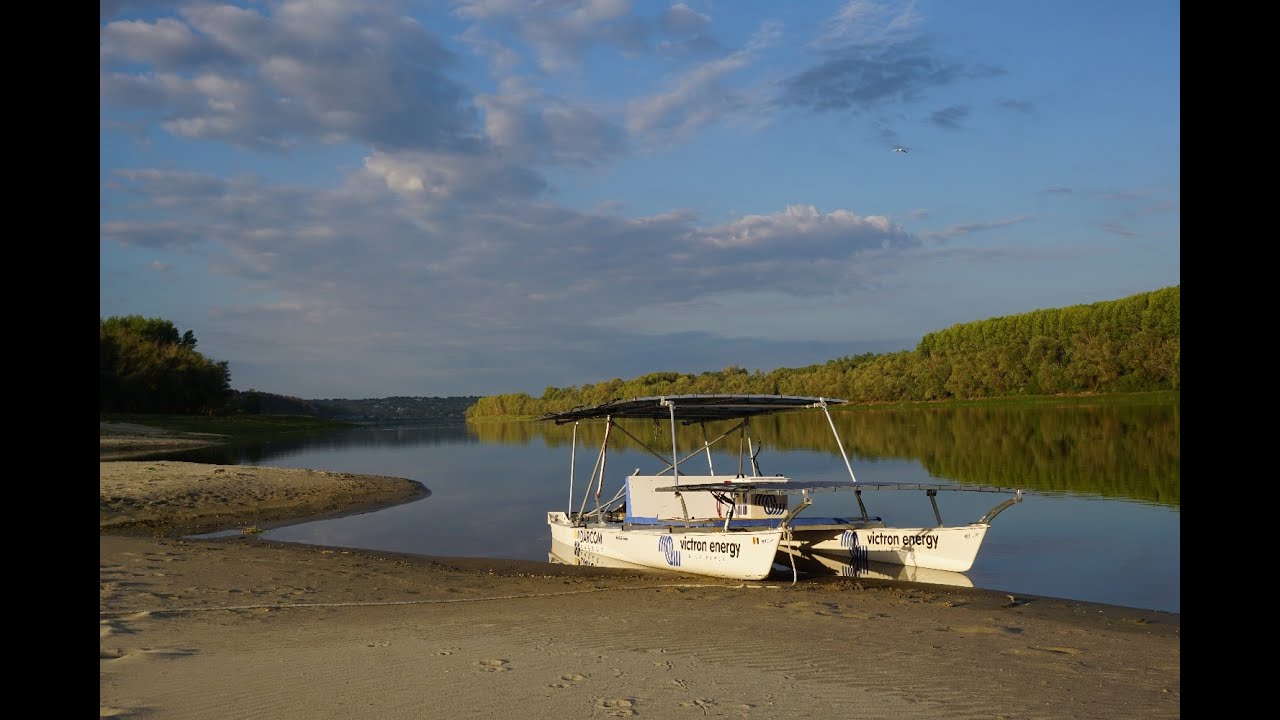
(815, 0), (923, 49)
(627, 21), (781, 144)
(101, 3), (475, 152)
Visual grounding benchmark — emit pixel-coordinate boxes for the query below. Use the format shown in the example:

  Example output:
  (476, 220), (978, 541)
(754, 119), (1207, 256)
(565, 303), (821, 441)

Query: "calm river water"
(153, 397), (1180, 613)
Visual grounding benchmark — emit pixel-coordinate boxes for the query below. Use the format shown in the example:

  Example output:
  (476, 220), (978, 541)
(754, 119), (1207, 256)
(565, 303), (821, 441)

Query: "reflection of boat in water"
(544, 395), (1023, 581)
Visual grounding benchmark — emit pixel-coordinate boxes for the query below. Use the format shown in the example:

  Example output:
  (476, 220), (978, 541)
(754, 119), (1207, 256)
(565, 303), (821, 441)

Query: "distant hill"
(227, 391), (479, 423)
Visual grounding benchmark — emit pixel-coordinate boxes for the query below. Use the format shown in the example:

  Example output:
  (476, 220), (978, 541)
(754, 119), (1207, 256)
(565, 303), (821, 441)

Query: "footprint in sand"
(597, 698), (637, 716)
(101, 620), (137, 639)
(678, 698), (717, 715)
(550, 673), (587, 688)
(102, 647), (196, 662)
(477, 658), (510, 672)
(1026, 645), (1083, 655)
(947, 625), (1023, 635)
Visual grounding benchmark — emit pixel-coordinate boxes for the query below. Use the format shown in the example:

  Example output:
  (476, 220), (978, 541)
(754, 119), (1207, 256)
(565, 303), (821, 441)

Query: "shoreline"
(100, 430), (1179, 719)
(99, 459), (428, 537)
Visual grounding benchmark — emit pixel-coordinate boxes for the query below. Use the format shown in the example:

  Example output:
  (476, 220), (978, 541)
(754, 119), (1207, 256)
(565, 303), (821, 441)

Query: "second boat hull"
(790, 524), (991, 573)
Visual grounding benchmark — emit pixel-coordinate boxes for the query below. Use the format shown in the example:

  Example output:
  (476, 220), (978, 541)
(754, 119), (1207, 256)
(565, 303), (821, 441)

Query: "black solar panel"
(539, 394), (846, 424)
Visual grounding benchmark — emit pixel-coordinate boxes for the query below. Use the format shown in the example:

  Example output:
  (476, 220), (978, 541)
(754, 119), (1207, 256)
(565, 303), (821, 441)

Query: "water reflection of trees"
(473, 399), (1179, 507)
(142, 424), (480, 465)
(134, 400), (1178, 509)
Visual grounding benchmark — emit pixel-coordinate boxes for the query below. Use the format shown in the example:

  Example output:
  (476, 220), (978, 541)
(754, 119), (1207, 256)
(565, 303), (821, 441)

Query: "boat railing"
(653, 480), (1025, 528)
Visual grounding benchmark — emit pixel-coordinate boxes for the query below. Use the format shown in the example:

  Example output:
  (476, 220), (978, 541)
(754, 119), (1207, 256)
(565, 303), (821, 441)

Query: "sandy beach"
(100, 425), (1180, 719)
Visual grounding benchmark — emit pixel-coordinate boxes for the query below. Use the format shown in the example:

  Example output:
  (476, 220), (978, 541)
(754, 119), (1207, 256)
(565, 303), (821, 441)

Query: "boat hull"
(779, 548), (975, 587)
(548, 538), (664, 572)
(790, 524), (991, 573)
(547, 512), (782, 580)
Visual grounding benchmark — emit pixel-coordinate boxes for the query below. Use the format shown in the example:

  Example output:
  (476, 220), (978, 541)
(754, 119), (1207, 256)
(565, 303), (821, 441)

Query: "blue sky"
(100, 1), (1180, 400)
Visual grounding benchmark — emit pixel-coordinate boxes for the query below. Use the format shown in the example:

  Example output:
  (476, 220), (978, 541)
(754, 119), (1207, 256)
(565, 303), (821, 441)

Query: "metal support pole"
(568, 422), (577, 515)
(661, 399), (690, 520)
(928, 488), (943, 527)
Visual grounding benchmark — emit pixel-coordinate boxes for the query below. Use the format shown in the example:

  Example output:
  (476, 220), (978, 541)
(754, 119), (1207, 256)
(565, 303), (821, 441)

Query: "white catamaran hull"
(548, 538), (660, 572)
(792, 524), (990, 573)
(548, 512), (782, 580)
(541, 395), (1023, 584)
(779, 547), (976, 587)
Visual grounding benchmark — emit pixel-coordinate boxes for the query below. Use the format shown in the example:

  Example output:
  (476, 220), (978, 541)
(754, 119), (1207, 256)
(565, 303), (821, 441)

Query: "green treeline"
(308, 396), (481, 423)
(100, 315), (232, 414)
(221, 392), (481, 422)
(471, 395), (1179, 507)
(99, 313), (479, 422)
(465, 286), (1180, 420)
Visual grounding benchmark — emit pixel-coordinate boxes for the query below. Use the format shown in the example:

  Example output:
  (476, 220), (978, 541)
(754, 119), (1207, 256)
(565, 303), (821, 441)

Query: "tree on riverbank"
(100, 316), (232, 414)
(466, 286), (1180, 419)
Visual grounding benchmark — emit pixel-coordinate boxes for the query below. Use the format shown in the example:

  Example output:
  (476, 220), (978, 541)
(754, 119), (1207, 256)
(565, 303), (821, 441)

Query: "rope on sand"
(99, 581), (785, 618)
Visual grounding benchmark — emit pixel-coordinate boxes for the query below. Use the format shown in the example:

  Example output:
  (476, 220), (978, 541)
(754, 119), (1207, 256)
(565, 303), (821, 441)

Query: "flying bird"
(893, 146), (908, 153)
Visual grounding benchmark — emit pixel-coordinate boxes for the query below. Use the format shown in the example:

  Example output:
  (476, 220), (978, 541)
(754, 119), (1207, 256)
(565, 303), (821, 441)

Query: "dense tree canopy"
(100, 316), (232, 414)
(466, 286), (1180, 420)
